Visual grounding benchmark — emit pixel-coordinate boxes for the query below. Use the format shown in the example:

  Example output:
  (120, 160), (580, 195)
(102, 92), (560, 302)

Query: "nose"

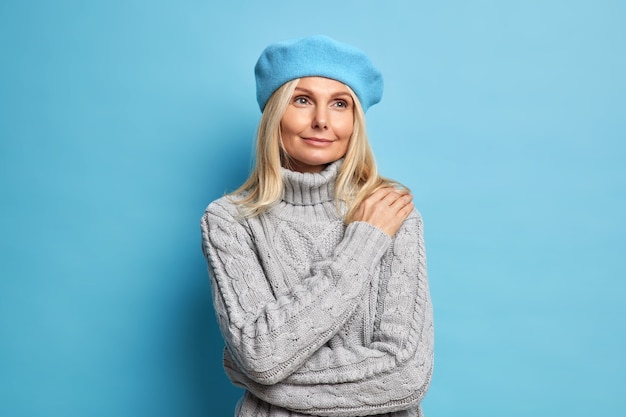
(312, 107), (328, 129)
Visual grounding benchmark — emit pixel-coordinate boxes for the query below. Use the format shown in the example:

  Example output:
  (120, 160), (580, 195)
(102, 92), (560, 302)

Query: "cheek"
(281, 111), (309, 137)
(280, 117), (293, 137)
(337, 116), (354, 140)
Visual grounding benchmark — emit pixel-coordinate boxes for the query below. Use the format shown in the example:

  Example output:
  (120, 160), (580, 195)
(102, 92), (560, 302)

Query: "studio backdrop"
(1, 1), (624, 416)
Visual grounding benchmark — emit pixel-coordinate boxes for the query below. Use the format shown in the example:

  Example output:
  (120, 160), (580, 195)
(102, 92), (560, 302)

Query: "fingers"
(355, 187), (414, 237)
(389, 192), (413, 209)
(365, 187), (413, 212)
(369, 187), (410, 203)
(397, 197), (414, 218)
(380, 187), (413, 210)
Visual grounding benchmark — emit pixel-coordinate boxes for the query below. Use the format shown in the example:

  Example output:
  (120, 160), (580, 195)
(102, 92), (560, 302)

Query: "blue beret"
(254, 35), (383, 112)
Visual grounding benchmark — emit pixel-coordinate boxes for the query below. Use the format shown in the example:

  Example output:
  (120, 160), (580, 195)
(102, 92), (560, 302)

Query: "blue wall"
(1, 1), (624, 416)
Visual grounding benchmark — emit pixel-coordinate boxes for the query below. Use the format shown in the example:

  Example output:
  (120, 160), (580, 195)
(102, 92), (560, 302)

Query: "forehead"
(295, 77), (351, 95)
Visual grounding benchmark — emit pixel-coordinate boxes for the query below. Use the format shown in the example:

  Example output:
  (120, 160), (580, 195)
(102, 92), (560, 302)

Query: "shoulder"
(395, 207), (425, 242)
(201, 193), (247, 228)
(403, 206), (424, 228)
(386, 207), (426, 261)
(200, 194), (256, 255)
(407, 207), (423, 222)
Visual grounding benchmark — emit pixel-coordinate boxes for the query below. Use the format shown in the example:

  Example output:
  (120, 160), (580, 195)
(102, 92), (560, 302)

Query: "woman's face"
(280, 77), (354, 173)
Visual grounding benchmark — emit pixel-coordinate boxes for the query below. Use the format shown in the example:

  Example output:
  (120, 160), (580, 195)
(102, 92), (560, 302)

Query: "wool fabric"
(200, 160), (434, 417)
(254, 35), (383, 112)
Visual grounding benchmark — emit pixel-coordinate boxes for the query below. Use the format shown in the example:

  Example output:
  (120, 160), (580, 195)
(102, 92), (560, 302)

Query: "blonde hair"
(230, 78), (403, 223)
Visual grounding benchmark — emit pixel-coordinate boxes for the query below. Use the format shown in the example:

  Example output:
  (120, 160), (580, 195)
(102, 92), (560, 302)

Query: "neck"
(281, 159), (342, 206)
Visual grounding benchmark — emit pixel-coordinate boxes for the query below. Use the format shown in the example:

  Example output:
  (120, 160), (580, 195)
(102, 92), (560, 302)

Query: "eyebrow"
(294, 87), (353, 100)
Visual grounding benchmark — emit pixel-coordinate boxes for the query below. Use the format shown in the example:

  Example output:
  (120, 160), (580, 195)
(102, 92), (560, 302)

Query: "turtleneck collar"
(281, 159), (342, 206)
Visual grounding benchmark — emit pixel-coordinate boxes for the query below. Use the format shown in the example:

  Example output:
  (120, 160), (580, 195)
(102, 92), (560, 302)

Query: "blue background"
(1, 1), (624, 416)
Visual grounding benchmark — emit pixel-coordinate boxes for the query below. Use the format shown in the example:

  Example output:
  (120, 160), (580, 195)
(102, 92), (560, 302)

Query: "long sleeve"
(295, 211), (432, 383)
(201, 198), (392, 386)
(221, 211), (434, 417)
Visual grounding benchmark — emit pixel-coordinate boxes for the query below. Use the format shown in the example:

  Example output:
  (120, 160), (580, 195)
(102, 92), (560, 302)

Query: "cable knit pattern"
(200, 160), (434, 417)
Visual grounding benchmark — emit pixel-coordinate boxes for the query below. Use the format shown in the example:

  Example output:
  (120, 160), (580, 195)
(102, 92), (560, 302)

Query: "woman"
(201, 35), (434, 417)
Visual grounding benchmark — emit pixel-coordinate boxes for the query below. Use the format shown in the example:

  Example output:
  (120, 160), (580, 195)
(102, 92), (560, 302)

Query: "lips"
(302, 137), (334, 143)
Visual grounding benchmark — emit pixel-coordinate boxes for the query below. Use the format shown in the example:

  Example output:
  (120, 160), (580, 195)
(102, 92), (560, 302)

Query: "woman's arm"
(221, 211), (434, 417)
(201, 198), (392, 386)
(291, 211), (432, 383)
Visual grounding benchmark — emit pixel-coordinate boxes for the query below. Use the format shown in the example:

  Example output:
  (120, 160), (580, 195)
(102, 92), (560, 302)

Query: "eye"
(333, 99), (350, 109)
(293, 96), (310, 105)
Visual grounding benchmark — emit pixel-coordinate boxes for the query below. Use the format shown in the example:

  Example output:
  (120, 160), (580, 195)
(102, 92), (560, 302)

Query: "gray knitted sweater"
(200, 160), (434, 417)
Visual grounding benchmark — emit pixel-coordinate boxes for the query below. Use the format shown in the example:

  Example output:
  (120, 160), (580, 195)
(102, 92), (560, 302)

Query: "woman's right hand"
(353, 187), (414, 237)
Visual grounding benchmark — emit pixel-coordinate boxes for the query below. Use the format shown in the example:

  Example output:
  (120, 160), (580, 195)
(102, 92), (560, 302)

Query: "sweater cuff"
(340, 221), (391, 271)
